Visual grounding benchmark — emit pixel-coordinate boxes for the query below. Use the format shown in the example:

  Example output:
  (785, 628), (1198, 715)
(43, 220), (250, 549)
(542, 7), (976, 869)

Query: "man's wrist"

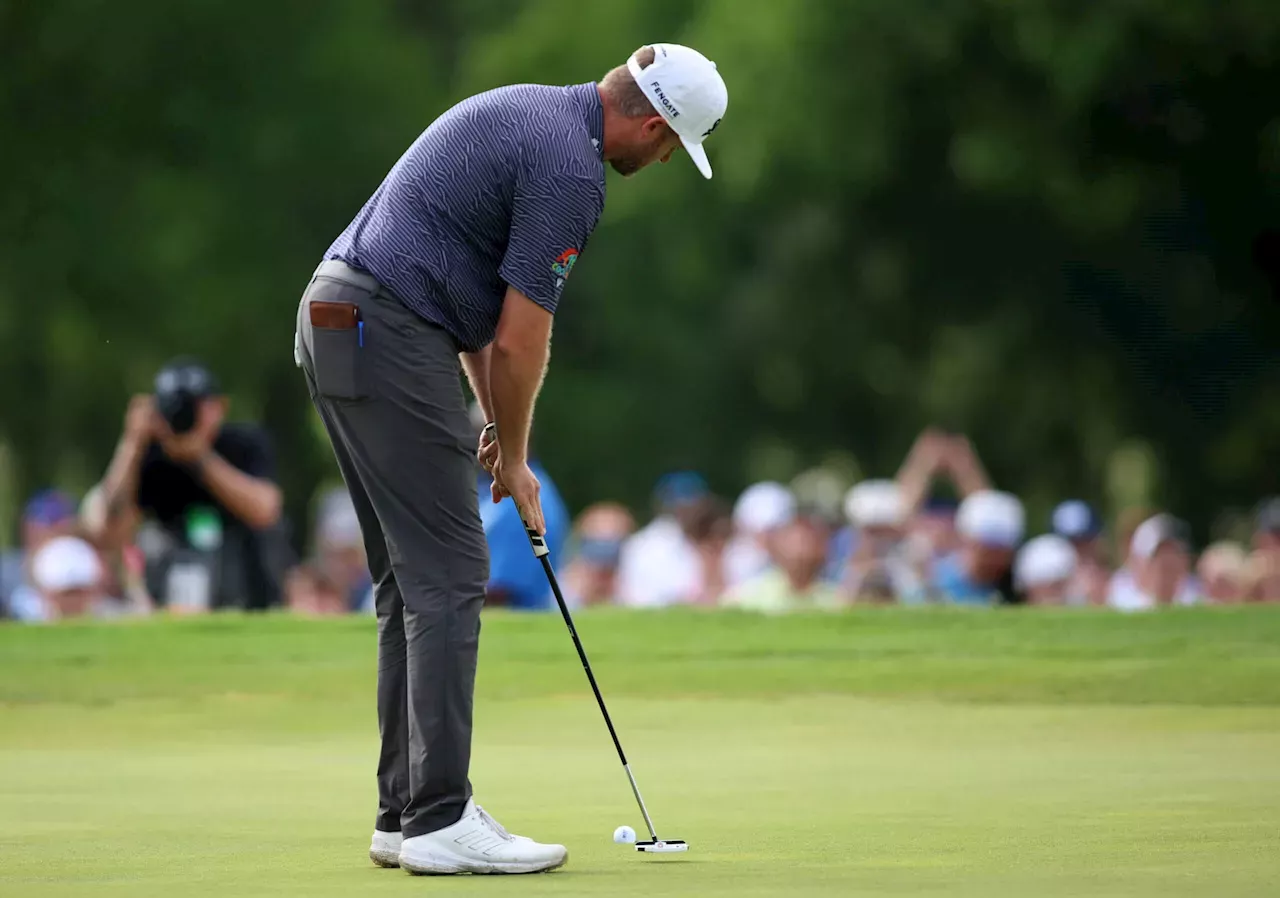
(190, 450), (216, 479)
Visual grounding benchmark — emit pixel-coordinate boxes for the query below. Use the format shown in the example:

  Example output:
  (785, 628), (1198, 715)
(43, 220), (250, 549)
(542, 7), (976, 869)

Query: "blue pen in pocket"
(358, 319), (364, 347)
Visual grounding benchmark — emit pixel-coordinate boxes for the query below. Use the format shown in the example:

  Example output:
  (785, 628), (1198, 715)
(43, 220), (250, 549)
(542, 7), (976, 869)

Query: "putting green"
(2, 609), (1278, 896)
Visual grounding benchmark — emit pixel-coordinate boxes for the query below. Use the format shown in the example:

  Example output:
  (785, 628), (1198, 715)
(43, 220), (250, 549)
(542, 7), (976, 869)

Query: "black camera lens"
(154, 359), (218, 434)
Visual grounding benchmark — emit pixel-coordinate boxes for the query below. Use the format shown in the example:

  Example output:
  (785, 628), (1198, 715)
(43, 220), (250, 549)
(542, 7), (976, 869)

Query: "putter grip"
(523, 520), (550, 558)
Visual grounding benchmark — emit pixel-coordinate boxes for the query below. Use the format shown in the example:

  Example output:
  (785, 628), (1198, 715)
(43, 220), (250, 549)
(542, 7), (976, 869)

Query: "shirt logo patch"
(551, 248), (579, 280)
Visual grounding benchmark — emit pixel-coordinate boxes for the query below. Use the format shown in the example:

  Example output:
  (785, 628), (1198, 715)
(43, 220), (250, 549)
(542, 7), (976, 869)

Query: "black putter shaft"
(521, 521), (661, 844)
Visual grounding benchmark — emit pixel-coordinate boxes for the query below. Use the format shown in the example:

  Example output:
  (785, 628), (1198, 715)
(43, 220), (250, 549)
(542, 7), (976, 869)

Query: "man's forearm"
(196, 453), (283, 530)
(93, 435), (148, 544)
(460, 346), (495, 423)
(490, 339), (548, 464)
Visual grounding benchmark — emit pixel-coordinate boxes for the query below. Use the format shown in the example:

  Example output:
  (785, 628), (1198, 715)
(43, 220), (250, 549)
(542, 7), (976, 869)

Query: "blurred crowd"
(552, 431), (1280, 613)
(3, 362), (1278, 624)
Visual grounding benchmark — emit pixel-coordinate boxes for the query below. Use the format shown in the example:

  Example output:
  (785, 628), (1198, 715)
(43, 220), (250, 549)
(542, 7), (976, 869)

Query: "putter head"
(636, 839), (688, 853)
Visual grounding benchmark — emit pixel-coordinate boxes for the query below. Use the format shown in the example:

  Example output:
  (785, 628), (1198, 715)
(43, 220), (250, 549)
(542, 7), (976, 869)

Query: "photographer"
(84, 358), (289, 611)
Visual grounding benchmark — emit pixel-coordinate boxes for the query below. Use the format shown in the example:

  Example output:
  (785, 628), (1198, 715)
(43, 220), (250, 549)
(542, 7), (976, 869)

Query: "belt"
(314, 259), (382, 294)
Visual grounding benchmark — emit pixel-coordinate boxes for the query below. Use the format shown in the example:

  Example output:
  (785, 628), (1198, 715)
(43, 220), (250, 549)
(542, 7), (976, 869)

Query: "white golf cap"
(844, 479), (906, 529)
(1014, 535), (1077, 589)
(628, 43), (728, 179)
(316, 487), (363, 548)
(956, 490), (1025, 549)
(32, 535), (102, 593)
(1129, 513), (1190, 560)
(733, 482), (796, 534)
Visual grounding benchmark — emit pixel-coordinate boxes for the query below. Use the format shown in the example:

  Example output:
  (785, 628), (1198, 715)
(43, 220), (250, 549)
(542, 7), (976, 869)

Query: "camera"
(154, 359), (219, 434)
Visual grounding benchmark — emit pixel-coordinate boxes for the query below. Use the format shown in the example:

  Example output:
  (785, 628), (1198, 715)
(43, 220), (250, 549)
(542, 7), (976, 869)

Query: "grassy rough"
(2, 609), (1278, 897)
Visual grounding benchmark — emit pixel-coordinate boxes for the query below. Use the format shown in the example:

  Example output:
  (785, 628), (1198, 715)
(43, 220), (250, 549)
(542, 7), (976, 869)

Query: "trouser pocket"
(310, 298), (368, 400)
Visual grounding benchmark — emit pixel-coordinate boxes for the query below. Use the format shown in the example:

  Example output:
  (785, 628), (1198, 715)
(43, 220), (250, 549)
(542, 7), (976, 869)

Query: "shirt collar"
(571, 82), (605, 160)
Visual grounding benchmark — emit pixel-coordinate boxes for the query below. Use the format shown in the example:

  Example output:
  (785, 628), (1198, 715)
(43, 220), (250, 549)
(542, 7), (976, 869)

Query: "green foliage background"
(2, 0), (1277, 545)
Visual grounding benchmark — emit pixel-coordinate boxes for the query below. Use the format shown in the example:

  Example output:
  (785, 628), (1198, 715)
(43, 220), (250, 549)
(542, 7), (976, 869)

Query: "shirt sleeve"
(218, 426), (276, 480)
(499, 173), (603, 313)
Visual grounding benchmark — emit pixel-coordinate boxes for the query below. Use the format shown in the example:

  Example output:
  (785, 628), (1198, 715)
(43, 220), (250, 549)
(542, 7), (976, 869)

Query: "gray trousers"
(295, 259), (488, 839)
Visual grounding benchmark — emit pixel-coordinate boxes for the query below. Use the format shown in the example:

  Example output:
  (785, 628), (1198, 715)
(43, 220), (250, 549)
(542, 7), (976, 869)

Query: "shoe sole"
(401, 851), (568, 876)
(370, 848), (401, 868)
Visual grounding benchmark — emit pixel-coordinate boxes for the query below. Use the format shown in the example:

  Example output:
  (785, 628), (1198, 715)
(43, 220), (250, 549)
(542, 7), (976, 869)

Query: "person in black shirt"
(85, 359), (289, 610)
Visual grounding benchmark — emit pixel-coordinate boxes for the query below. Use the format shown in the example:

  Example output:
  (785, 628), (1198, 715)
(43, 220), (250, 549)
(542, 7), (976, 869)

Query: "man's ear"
(640, 115), (668, 138)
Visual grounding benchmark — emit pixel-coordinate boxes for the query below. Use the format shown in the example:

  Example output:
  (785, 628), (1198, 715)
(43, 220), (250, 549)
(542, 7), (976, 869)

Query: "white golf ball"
(613, 825), (637, 844)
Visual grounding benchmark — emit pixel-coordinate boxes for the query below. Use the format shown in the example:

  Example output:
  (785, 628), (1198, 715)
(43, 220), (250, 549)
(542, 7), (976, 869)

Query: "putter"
(522, 519), (687, 854)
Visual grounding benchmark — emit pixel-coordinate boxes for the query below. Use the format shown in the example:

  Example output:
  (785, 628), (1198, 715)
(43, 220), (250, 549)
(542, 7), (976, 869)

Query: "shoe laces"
(475, 804), (514, 842)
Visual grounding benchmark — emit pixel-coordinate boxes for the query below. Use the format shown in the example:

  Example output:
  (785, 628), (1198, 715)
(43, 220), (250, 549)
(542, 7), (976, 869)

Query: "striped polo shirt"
(325, 82), (607, 352)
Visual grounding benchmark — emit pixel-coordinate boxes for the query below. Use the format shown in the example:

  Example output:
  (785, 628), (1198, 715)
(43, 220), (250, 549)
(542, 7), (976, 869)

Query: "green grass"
(2, 608), (1279, 896)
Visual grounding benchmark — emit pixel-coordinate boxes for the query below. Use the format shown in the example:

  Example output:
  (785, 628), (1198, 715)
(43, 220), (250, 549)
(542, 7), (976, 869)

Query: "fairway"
(2, 610), (1279, 897)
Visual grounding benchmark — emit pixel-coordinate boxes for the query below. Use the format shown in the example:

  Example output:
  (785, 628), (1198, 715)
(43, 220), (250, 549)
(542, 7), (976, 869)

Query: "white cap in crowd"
(316, 487), (363, 549)
(32, 535), (102, 593)
(733, 482), (796, 535)
(1198, 541), (1247, 581)
(956, 490), (1025, 548)
(1015, 535), (1077, 589)
(1130, 513), (1190, 560)
(629, 43), (728, 179)
(844, 479), (905, 529)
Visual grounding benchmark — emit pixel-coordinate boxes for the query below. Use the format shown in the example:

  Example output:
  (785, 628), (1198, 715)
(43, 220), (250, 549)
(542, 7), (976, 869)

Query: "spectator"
(1107, 514), (1200, 610)
(897, 430), (991, 516)
(931, 490), (1024, 604)
(83, 359), (291, 611)
(312, 487), (373, 612)
(79, 485), (153, 611)
(687, 496), (733, 606)
(1050, 500), (1111, 605)
(894, 429), (990, 576)
(284, 563), (350, 616)
(616, 471), (710, 608)
(840, 479), (922, 602)
(724, 482), (795, 586)
(25, 535), (140, 621)
(562, 502), (635, 607)
(471, 406), (570, 610)
(723, 515), (844, 613)
(2, 489), (78, 620)
(789, 466), (849, 531)
(1014, 535), (1077, 606)
(902, 496), (960, 576)
(1248, 497), (1280, 602)
(1196, 541), (1249, 604)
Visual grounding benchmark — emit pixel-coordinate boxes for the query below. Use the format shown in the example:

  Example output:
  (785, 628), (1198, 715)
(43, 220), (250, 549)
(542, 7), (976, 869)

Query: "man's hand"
(478, 423), (508, 502)
(477, 423), (499, 474)
(494, 456), (544, 535)
(158, 399), (225, 465)
(124, 394), (158, 446)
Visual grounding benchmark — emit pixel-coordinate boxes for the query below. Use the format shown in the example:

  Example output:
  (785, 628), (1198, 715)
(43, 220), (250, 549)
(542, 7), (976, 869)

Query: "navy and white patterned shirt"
(325, 82), (606, 352)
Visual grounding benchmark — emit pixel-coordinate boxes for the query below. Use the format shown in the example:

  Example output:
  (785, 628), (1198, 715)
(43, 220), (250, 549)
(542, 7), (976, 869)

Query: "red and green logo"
(551, 248), (579, 280)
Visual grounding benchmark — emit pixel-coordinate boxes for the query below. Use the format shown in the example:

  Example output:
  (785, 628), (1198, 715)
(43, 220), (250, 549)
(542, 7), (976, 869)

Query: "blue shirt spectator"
(930, 552), (1001, 605)
(477, 461), (570, 610)
(823, 525), (856, 582)
(929, 490), (1024, 605)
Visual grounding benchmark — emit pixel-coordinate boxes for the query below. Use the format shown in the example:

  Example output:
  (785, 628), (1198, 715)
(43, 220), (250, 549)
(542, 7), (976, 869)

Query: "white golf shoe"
(398, 799), (567, 875)
(369, 830), (403, 868)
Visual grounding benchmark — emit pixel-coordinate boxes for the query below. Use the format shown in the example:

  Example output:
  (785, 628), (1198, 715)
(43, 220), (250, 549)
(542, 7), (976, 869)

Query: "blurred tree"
(1, 0), (1276, 546)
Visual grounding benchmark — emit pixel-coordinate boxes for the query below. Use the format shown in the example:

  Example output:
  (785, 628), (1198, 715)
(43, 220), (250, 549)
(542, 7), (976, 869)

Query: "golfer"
(293, 44), (727, 875)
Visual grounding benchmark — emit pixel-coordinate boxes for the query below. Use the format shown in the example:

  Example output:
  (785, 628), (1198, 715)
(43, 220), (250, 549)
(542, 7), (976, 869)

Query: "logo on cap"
(702, 117), (721, 139)
(649, 81), (680, 118)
